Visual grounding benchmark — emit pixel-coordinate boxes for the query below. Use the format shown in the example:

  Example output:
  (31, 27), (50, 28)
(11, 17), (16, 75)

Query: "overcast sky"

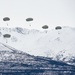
(0, 0), (75, 30)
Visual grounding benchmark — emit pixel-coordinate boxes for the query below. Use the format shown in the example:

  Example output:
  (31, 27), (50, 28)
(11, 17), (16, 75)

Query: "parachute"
(26, 17), (33, 26)
(3, 17), (10, 26)
(55, 26), (62, 30)
(42, 25), (49, 29)
(26, 18), (33, 22)
(3, 34), (11, 38)
(3, 34), (11, 43)
(3, 17), (10, 21)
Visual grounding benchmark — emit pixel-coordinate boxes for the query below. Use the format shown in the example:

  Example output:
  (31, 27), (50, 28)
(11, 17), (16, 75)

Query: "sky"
(0, 0), (75, 30)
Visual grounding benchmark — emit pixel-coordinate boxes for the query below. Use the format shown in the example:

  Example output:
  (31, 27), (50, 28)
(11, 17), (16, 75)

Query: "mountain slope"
(0, 26), (75, 64)
(0, 42), (75, 75)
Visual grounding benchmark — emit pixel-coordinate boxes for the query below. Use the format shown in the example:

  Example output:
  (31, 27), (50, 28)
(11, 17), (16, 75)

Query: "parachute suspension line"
(7, 23), (8, 26)
(6, 39), (8, 43)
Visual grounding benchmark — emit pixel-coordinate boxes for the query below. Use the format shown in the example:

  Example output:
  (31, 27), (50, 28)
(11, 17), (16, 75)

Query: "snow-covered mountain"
(0, 26), (75, 64)
(0, 42), (75, 75)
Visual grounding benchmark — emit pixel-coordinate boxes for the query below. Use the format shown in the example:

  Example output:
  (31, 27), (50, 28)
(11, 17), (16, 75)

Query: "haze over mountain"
(0, 26), (75, 64)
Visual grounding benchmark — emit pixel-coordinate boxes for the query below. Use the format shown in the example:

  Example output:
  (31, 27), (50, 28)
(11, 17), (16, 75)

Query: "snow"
(0, 26), (75, 62)
(0, 43), (13, 52)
